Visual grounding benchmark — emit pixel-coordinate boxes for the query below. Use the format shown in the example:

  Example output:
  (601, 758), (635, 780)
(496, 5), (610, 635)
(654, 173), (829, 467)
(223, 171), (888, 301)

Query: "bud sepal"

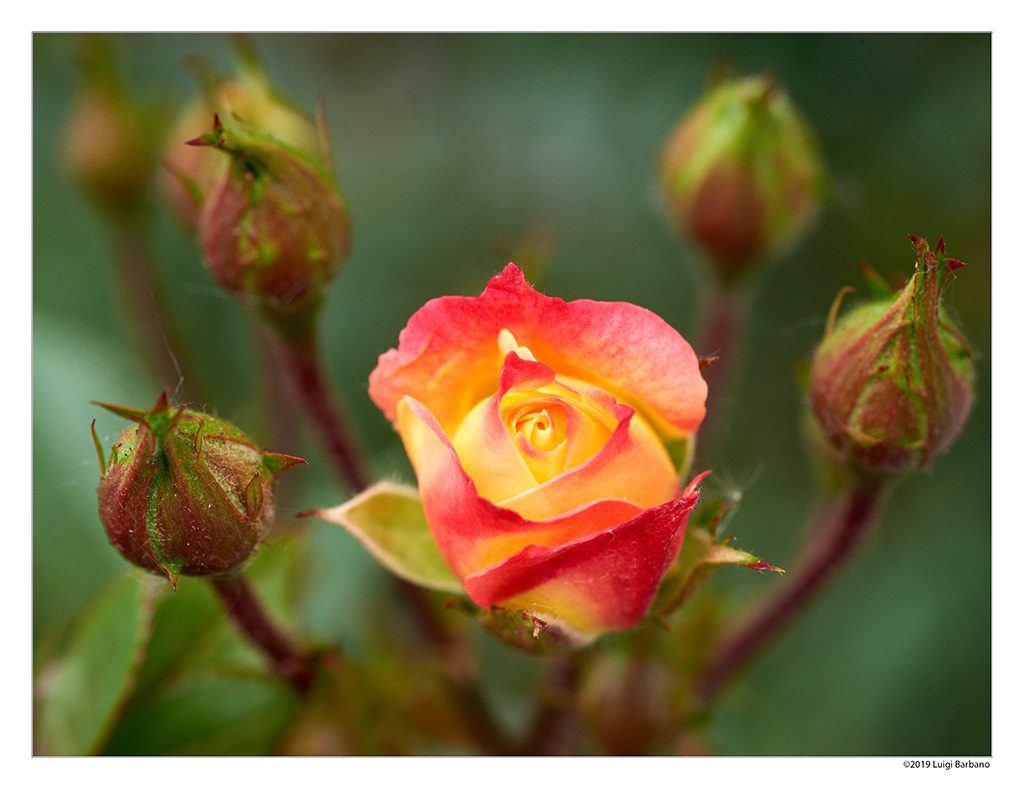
(160, 57), (320, 231)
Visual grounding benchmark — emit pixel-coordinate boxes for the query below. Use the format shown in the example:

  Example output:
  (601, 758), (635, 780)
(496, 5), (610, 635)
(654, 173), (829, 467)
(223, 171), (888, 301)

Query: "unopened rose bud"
(660, 74), (827, 282)
(160, 66), (319, 230)
(63, 39), (156, 217)
(808, 236), (974, 474)
(191, 114), (351, 332)
(94, 392), (305, 583)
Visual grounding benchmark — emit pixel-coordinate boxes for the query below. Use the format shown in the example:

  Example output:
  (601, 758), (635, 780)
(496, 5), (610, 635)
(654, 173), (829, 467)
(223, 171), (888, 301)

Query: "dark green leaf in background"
(102, 674), (300, 755)
(37, 572), (155, 755)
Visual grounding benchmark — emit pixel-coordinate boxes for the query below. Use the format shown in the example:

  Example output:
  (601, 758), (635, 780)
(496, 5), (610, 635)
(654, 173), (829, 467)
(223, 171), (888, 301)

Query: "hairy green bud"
(94, 393), (305, 584)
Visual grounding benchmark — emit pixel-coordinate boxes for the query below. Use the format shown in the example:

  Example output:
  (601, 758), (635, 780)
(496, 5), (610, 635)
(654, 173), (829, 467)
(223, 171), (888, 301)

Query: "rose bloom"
(370, 264), (708, 638)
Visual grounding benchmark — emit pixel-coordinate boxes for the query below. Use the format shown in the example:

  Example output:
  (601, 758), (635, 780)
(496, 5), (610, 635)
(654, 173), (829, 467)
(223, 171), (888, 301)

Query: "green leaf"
(129, 578), (221, 701)
(101, 542), (310, 755)
(131, 536), (313, 706)
(652, 499), (784, 620)
(102, 674), (300, 755)
(37, 572), (156, 755)
(310, 482), (462, 594)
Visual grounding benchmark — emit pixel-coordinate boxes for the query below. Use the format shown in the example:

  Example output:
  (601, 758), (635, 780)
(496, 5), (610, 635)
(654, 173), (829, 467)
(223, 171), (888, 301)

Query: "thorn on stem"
(698, 354), (720, 371)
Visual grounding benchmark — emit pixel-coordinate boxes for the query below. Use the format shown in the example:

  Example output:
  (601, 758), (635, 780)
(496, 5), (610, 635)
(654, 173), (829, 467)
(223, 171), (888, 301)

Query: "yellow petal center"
(490, 329), (621, 485)
(500, 383), (615, 484)
(511, 404), (563, 451)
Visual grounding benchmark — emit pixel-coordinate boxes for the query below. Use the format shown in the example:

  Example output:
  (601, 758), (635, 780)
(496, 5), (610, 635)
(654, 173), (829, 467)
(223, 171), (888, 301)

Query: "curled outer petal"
(465, 482), (704, 636)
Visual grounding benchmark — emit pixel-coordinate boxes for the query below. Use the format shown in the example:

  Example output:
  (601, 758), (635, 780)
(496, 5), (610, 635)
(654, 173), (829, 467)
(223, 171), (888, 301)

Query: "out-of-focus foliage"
(33, 33), (990, 755)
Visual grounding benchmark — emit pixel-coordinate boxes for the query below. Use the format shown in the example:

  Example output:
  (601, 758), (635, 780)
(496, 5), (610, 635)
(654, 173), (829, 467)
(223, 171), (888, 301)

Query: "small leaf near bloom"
(323, 263), (710, 644)
(651, 497), (784, 622)
(307, 482), (461, 594)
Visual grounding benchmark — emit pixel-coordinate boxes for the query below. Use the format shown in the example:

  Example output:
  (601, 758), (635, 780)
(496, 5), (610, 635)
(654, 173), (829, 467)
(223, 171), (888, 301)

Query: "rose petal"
(463, 480), (704, 635)
(370, 263), (707, 441)
(397, 396), (647, 578)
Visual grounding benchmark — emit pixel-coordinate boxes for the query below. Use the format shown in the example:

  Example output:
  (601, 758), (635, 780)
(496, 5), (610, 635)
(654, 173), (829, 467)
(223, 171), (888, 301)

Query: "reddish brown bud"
(196, 115), (351, 330)
(808, 236), (974, 474)
(660, 75), (828, 282)
(94, 393), (305, 583)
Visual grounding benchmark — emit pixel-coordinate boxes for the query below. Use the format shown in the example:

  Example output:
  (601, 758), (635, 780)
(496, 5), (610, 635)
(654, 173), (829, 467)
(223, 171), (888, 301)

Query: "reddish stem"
(698, 281), (742, 404)
(269, 328), (456, 678)
(274, 331), (372, 492)
(255, 322), (302, 469)
(211, 575), (313, 693)
(517, 654), (579, 755)
(697, 476), (886, 702)
(269, 321), (508, 753)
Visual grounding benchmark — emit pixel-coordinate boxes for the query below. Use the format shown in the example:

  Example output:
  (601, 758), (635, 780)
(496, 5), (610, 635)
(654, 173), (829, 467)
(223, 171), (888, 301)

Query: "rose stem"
(255, 323), (302, 499)
(211, 575), (314, 693)
(113, 217), (204, 403)
(517, 654), (579, 755)
(268, 319), (510, 751)
(697, 475), (887, 702)
(396, 593), (512, 755)
(269, 325), (444, 633)
(696, 280), (746, 450)
(272, 327), (372, 492)
(269, 322), (477, 700)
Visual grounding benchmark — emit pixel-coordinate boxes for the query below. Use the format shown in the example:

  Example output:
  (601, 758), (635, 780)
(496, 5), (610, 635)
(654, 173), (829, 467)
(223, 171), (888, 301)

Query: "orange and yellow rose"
(325, 264), (708, 638)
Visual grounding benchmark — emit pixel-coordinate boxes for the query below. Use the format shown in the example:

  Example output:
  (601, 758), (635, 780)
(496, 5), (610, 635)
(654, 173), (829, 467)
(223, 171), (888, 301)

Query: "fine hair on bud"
(94, 392), (305, 584)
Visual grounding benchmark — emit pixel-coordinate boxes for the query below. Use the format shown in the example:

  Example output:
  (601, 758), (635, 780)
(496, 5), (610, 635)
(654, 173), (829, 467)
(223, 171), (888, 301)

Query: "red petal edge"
(370, 263), (707, 439)
(463, 473), (707, 634)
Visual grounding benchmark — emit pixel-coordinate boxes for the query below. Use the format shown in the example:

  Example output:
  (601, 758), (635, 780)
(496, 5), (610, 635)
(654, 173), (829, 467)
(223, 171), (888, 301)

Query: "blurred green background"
(33, 33), (990, 755)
